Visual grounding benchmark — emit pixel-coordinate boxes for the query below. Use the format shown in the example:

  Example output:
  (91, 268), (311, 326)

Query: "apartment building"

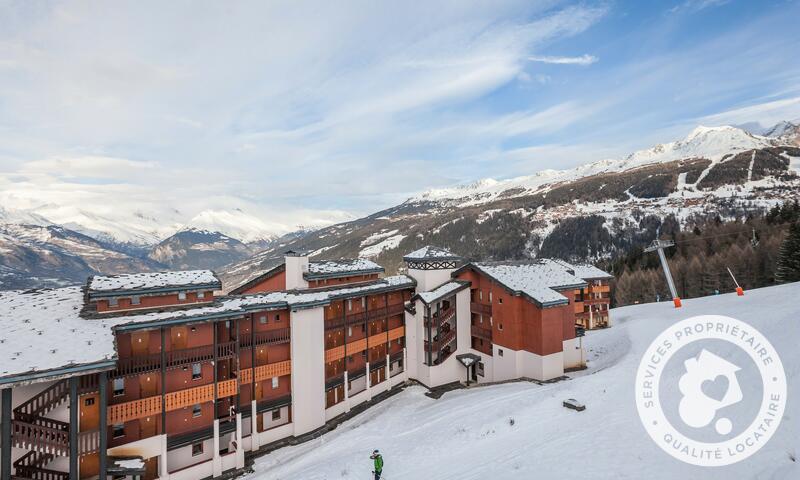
(0, 247), (611, 480)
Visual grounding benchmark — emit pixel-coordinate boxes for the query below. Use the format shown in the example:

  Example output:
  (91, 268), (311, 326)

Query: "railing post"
(69, 377), (78, 480)
(98, 371), (108, 480)
(2, 388), (11, 480)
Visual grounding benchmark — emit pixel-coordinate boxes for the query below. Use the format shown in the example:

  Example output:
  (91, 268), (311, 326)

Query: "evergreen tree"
(775, 222), (800, 283)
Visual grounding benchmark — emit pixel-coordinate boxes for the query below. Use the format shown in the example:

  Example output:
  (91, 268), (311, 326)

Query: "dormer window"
(109, 297), (118, 307)
(178, 291), (187, 301)
(197, 291), (205, 299)
(259, 316), (267, 324)
(131, 295), (141, 305)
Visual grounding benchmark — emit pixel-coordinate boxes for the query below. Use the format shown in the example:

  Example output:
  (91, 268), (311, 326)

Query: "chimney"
(284, 250), (309, 290)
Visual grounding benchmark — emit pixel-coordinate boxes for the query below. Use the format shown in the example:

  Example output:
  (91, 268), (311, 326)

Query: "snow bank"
(250, 282), (800, 480)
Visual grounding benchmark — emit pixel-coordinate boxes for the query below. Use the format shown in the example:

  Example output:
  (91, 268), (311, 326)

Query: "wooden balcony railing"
(78, 429), (100, 455)
(471, 302), (492, 316)
(13, 380), (68, 424)
(12, 420), (70, 456)
(424, 308), (456, 328)
(330, 303), (405, 330)
(13, 451), (68, 480)
(424, 329), (457, 352)
(115, 329), (291, 378)
(471, 325), (492, 341)
(240, 328), (291, 348)
(324, 326), (405, 362)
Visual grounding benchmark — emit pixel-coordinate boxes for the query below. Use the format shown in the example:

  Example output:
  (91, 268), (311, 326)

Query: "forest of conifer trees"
(603, 200), (800, 306)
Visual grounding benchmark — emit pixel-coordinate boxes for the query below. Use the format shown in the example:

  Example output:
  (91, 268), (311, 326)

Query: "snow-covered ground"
(250, 282), (800, 480)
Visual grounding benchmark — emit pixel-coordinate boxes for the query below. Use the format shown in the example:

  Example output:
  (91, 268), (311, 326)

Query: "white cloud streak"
(528, 54), (598, 65)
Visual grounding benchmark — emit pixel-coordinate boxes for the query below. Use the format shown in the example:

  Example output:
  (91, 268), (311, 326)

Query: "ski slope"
(250, 283), (800, 480)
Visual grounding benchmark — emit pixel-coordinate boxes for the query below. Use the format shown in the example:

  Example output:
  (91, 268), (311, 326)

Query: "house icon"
(678, 349), (743, 429)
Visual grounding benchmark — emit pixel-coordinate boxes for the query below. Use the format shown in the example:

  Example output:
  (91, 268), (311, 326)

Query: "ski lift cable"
(671, 225), (789, 244)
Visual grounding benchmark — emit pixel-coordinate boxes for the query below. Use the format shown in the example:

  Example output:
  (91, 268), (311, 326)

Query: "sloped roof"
(305, 259), (384, 279)
(457, 259), (587, 307)
(0, 275), (416, 384)
(229, 263), (285, 295)
(88, 270), (221, 296)
(551, 259), (614, 280)
(413, 280), (470, 305)
(403, 245), (461, 262)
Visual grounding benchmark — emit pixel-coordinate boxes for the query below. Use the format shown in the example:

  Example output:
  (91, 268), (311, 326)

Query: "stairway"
(12, 380), (71, 456)
(12, 450), (68, 480)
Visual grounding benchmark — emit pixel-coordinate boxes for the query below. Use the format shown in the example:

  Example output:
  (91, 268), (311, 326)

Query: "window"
(498, 349), (504, 357)
(112, 378), (125, 397)
(197, 291), (205, 299)
(347, 299), (353, 311)
(498, 297), (503, 304)
(192, 442), (204, 456)
(259, 316), (267, 324)
(347, 326), (352, 337)
(131, 295), (141, 305)
(178, 291), (187, 301)
(108, 297), (118, 307)
(191, 363), (202, 380)
(361, 351), (367, 360)
(272, 377), (279, 389)
(489, 292), (493, 303)
(347, 355), (353, 363)
(275, 314), (281, 322)
(271, 409), (281, 421)
(192, 404), (202, 417)
(112, 424), (125, 438)
(479, 290), (483, 301)
(84, 397), (95, 407)
(361, 297), (366, 309)
(498, 323), (503, 331)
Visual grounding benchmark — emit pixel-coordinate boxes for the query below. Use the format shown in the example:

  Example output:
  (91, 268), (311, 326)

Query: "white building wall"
(290, 307), (326, 436)
(562, 337), (584, 369)
(406, 268), (454, 292)
(261, 405), (290, 430)
(284, 255), (309, 290)
(168, 438), (214, 473)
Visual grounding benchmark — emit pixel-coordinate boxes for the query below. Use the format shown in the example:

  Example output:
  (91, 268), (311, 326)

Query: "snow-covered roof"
(305, 259), (384, 279)
(551, 259), (613, 280)
(414, 280), (469, 305)
(403, 245), (461, 261)
(0, 287), (118, 383)
(464, 260), (587, 307)
(0, 275), (416, 384)
(88, 270), (221, 295)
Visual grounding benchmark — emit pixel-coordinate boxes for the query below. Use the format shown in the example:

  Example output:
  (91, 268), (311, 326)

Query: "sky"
(0, 0), (799, 237)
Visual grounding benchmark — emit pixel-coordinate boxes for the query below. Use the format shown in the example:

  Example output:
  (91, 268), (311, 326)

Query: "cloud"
(669, 0), (730, 15)
(528, 54), (598, 65)
(694, 96), (800, 128)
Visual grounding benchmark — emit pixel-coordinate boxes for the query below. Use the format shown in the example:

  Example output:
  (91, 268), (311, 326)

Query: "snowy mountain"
(412, 124), (779, 207)
(250, 283), (800, 479)
(148, 228), (254, 270)
(0, 223), (164, 290)
(220, 122), (800, 289)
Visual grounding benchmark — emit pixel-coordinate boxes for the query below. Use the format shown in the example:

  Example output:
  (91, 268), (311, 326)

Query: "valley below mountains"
(1, 121), (799, 292)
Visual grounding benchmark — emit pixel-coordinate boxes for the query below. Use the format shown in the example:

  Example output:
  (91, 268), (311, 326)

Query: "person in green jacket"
(370, 449), (384, 479)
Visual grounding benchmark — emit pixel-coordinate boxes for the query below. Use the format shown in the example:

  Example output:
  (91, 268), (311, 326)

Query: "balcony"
(114, 330), (290, 378)
(327, 303), (405, 330)
(424, 329), (457, 353)
(471, 302), (492, 316)
(424, 307), (455, 328)
(240, 328), (291, 348)
(471, 324), (492, 341)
